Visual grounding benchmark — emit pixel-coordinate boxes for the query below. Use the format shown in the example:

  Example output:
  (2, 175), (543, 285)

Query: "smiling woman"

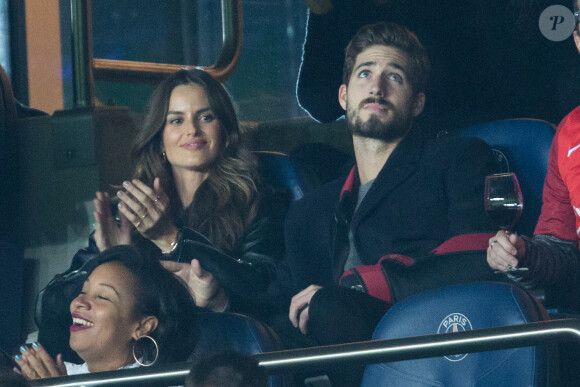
(162, 83), (223, 180)
(35, 68), (288, 363)
(16, 245), (198, 379)
(90, 68), (286, 316)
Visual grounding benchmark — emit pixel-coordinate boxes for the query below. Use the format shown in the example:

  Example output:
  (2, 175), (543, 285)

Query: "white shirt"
(64, 361), (140, 375)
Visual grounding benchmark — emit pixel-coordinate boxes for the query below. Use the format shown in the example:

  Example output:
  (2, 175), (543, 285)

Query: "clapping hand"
(15, 343), (66, 380)
(161, 259), (229, 312)
(94, 177), (172, 252)
(93, 191), (131, 252)
(116, 177), (172, 241)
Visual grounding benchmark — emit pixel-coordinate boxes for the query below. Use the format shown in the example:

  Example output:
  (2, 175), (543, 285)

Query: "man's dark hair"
(185, 351), (267, 387)
(342, 22), (430, 94)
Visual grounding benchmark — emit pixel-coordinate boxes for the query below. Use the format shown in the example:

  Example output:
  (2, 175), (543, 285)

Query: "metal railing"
(29, 318), (580, 387)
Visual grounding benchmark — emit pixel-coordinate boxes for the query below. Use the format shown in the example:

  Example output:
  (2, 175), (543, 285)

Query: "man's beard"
(347, 98), (413, 142)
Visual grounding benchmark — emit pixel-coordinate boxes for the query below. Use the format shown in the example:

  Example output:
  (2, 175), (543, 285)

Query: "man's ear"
(412, 92), (426, 117)
(574, 30), (580, 54)
(338, 84), (348, 111)
(133, 316), (159, 340)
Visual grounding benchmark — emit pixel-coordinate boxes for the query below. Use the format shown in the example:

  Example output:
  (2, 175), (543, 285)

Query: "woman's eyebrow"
(98, 283), (120, 298)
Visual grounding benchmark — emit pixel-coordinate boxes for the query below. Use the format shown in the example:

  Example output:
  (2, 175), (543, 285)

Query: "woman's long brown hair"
(131, 69), (259, 253)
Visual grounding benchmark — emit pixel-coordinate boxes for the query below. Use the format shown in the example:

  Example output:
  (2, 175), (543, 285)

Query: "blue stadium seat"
(458, 119), (556, 236)
(191, 312), (288, 387)
(255, 151), (310, 201)
(361, 282), (553, 387)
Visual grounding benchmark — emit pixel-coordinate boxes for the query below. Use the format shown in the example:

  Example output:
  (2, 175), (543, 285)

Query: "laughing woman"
(17, 245), (197, 379)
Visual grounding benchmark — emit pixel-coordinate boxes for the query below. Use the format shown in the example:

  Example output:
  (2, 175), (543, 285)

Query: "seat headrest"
(192, 312), (283, 359)
(458, 119), (555, 236)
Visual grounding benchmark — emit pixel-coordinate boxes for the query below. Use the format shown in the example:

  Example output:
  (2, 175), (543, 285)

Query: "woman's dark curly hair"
(83, 245), (199, 364)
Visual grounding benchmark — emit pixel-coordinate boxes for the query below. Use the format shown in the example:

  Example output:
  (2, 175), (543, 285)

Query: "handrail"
(70, 0), (94, 108)
(91, 0), (243, 84)
(29, 318), (580, 386)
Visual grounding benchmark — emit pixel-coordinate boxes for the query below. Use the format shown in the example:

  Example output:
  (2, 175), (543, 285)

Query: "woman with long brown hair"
(92, 68), (285, 313)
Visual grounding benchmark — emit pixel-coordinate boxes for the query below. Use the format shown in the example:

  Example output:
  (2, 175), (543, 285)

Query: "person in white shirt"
(15, 245), (198, 379)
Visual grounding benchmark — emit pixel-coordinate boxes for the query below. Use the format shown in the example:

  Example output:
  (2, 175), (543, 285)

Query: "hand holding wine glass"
(484, 173), (528, 273)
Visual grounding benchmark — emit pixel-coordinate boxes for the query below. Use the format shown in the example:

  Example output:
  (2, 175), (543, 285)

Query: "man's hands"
(487, 230), (526, 272)
(289, 285), (322, 334)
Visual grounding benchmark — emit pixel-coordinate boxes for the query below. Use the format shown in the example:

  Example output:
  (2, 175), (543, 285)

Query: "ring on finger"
(140, 212), (148, 219)
(135, 220), (142, 228)
(154, 195), (160, 202)
(490, 240), (498, 248)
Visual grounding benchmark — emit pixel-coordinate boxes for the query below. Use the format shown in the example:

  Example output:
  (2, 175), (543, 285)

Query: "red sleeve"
(534, 114), (577, 241)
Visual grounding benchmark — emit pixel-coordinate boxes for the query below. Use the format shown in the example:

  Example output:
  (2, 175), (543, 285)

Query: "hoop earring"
(132, 335), (159, 367)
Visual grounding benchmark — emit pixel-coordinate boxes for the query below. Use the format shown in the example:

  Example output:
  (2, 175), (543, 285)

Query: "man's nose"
(370, 75), (388, 96)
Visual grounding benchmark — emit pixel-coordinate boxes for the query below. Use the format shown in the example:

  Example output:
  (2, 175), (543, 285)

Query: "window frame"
(91, 0), (242, 84)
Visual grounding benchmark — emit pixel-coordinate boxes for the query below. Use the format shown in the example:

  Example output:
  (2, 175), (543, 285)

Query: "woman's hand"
(161, 259), (229, 311)
(15, 343), (66, 380)
(116, 177), (173, 244)
(487, 230), (526, 272)
(93, 191), (132, 252)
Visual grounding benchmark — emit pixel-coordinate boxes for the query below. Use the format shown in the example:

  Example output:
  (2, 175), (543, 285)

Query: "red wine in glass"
(484, 173), (523, 231)
(485, 173), (527, 273)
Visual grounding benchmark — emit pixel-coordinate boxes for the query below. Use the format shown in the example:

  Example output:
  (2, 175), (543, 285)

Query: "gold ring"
(154, 196), (160, 202)
(490, 240), (498, 248)
(140, 212), (148, 219)
(135, 221), (141, 228)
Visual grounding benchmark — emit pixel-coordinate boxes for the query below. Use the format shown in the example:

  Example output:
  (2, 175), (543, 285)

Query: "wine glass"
(484, 172), (527, 273)
(484, 172), (523, 231)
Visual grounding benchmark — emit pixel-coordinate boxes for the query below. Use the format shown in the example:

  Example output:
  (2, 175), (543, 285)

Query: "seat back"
(458, 119), (555, 236)
(192, 312), (288, 387)
(0, 241), (23, 353)
(362, 282), (551, 387)
(255, 150), (311, 201)
(0, 66), (25, 353)
(0, 65), (19, 241)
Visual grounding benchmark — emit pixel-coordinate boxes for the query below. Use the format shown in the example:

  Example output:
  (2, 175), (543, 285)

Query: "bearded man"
(276, 22), (498, 352)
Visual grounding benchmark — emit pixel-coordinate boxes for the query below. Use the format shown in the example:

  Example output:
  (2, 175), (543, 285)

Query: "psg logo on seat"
(437, 313), (473, 362)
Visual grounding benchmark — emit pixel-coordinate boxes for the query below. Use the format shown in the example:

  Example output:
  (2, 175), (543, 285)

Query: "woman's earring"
(161, 151), (167, 163)
(132, 335), (159, 367)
